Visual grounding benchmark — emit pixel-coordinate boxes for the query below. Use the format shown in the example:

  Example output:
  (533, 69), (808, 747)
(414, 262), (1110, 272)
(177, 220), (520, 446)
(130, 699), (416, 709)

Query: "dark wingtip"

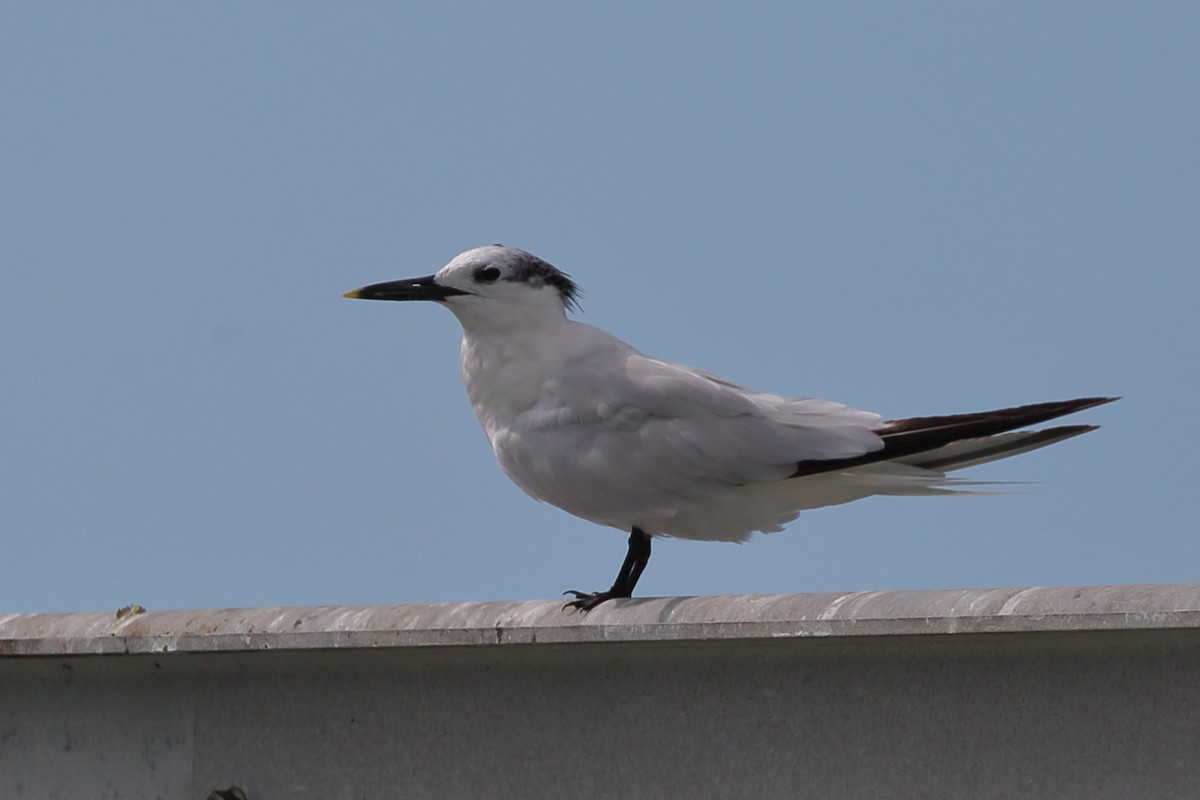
(1075, 396), (1120, 409)
(794, 396), (1116, 479)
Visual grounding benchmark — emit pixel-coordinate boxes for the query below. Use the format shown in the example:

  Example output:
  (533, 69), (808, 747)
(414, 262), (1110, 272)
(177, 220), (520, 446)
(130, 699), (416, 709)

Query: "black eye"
(474, 265), (502, 283)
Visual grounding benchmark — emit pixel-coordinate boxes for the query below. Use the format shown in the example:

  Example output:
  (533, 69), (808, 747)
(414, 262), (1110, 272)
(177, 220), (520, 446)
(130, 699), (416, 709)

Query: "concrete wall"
(4, 585), (1200, 799)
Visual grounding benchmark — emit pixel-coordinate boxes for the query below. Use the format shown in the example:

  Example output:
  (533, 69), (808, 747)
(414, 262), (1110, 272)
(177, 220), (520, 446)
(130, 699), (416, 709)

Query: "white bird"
(344, 245), (1114, 610)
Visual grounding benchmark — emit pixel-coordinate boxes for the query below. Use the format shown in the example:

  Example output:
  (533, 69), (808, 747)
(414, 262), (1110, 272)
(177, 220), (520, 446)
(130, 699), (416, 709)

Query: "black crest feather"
(502, 249), (581, 311)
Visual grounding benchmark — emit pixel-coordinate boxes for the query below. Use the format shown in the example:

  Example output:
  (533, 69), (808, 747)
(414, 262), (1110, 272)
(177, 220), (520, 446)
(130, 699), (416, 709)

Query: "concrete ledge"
(4, 583), (1200, 657)
(7, 583), (1200, 798)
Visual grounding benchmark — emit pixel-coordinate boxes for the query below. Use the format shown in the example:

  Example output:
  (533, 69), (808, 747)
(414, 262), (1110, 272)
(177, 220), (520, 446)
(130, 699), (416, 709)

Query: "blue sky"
(2, 4), (1195, 613)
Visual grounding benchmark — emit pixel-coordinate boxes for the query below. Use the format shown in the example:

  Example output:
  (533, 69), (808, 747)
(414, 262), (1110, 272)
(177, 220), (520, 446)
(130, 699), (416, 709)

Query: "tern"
(344, 245), (1114, 611)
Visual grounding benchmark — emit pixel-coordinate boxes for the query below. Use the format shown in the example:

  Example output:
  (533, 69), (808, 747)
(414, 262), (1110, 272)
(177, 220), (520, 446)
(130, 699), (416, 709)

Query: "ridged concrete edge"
(3, 584), (1200, 657)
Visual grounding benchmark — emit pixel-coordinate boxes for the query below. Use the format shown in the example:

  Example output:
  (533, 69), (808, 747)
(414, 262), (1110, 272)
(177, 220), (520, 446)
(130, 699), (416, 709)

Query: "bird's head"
(343, 245), (580, 331)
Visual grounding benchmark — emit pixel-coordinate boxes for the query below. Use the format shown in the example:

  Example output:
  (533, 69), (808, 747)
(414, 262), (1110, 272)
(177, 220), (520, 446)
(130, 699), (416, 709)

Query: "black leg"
(564, 527), (652, 612)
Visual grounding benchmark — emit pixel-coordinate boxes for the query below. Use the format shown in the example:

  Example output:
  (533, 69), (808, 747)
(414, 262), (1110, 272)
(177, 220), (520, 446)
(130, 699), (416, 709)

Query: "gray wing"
(492, 350), (884, 527)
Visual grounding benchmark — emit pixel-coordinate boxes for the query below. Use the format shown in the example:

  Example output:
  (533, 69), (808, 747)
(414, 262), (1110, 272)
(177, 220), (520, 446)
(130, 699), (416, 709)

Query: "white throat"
(451, 299), (575, 438)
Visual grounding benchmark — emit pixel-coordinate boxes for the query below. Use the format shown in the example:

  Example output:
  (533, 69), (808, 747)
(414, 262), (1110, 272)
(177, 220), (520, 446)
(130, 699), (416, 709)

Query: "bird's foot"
(563, 588), (628, 612)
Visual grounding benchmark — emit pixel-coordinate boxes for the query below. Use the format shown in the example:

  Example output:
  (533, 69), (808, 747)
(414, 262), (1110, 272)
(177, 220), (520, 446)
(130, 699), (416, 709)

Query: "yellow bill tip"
(342, 289), (363, 299)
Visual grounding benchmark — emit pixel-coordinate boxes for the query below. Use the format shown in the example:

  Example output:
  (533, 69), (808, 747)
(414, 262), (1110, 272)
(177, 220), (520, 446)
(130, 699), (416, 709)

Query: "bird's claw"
(562, 589), (619, 612)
